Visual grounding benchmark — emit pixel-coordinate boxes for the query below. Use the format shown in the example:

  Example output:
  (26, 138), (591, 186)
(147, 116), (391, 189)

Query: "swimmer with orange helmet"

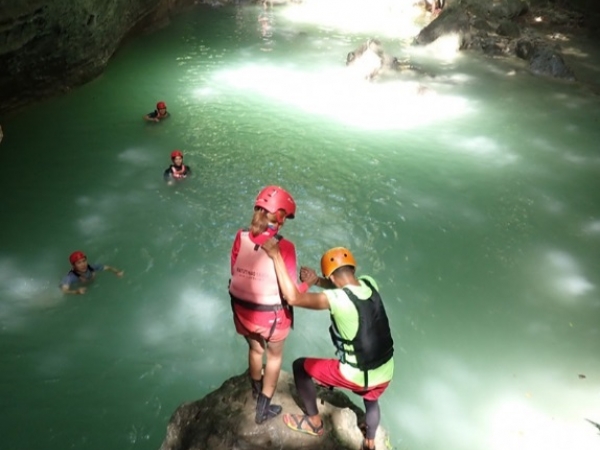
(60, 251), (124, 295)
(144, 101), (170, 122)
(163, 150), (191, 185)
(229, 185), (309, 425)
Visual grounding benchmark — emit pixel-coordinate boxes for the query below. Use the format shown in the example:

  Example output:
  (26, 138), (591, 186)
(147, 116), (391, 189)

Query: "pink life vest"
(229, 231), (282, 306)
(171, 164), (187, 179)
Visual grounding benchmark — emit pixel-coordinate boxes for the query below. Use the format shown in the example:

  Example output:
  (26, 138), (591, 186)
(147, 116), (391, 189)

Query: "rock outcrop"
(414, 0), (593, 81)
(1, 0), (599, 114)
(0, 0), (199, 115)
(159, 370), (391, 450)
(346, 39), (403, 80)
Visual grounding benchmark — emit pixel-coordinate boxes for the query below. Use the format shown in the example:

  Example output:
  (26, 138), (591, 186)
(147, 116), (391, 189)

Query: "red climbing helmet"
(254, 185), (296, 221)
(157, 101), (167, 110)
(171, 150), (183, 160)
(69, 251), (86, 265)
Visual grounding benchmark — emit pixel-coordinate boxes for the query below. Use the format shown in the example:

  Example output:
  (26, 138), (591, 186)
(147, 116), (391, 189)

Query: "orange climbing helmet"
(254, 185), (296, 221)
(321, 247), (356, 278)
(157, 101), (167, 110)
(171, 150), (183, 160)
(69, 251), (86, 265)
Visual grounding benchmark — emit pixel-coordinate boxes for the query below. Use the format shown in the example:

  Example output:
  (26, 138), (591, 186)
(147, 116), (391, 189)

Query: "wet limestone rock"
(528, 45), (576, 80)
(414, 0), (582, 81)
(0, 0), (198, 115)
(159, 370), (391, 450)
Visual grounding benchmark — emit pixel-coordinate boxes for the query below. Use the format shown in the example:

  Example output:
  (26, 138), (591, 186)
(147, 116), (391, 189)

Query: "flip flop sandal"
(283, 413), (324, 436)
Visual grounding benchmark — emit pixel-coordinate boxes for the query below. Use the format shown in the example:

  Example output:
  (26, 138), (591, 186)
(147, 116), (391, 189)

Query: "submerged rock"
(529, 46), (576, 80)
(159, 370), (391, 450)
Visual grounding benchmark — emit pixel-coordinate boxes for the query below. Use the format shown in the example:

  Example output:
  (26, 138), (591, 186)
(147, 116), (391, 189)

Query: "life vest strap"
(230, 294), (284, 312)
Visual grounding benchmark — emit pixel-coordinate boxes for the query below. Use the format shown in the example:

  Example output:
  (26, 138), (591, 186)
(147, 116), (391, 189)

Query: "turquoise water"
(1, 2), (599, 450)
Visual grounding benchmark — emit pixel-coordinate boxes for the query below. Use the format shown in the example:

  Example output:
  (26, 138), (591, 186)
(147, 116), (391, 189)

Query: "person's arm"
(300, 266), (335, 289)
(60, 274), (86, 295)
(143, 111), (159, 122)
(164, 168), (172, 181)
(262, 238), (329, 310)
(60, 272), (86, 295)
(61, 284), (87, 295)
(103, 265), (124, 277)
(279, 240), (309, 293)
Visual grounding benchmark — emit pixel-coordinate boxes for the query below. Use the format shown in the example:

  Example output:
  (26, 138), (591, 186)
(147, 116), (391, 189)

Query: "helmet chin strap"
(275, 210), (287, 225)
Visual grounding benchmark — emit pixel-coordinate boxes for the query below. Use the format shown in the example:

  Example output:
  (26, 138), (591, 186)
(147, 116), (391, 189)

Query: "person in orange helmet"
(163, 150), (191, 184)
(261, 244), (394, 450)
(60, 251), (124, 295)
(143, 101), (170, 122)
(229, 185), (309, 425)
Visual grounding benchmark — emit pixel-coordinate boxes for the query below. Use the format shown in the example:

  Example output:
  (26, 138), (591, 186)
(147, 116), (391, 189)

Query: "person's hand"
(76, 287), (87, 295)
(115, 270), (124, 278)
(300, 266), (319, 286)
(154, 118), (160, 122)
(261, 237), (280, 258)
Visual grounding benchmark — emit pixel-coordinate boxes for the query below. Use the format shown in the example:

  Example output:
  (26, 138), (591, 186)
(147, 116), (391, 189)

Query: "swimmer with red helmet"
(163, 150), (191, 185)
(229, 185), (309, 425)
(143, 101), (170, 122)
(60, 251), (124, 295)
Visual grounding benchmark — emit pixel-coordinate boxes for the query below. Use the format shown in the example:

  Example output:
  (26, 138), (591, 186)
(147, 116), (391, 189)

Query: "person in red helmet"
(143, 101), (170, 122)
(163, 150), (191, 184)
(229, 185), (308, 425)
(60, 251), (124, 295)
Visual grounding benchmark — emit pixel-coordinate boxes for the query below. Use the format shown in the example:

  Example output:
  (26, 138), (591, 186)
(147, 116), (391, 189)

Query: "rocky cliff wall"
(0, 0), (598, 116)
(0, 0), (198, 115)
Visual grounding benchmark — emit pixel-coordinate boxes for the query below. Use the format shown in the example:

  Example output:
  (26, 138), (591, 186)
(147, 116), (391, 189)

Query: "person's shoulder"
(359, 275), (379, 291)
(60, 271), (77, 286)
(278, 236), (296, 250)
(147, 110), (158, 118)
(91, 263), (104, 271)
(324, 288), (349, 313)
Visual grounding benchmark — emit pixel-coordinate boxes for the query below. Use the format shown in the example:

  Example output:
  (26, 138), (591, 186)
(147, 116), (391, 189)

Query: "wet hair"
(249, 208), (284, 236)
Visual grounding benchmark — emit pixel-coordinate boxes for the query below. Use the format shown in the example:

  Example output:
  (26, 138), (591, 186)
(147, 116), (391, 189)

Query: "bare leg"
(262, 339), (284, 397)
(246, 335), (265, 380)
(254, 338), (285, 424)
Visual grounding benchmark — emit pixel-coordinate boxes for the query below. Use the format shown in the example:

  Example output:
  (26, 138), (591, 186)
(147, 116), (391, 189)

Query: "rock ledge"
(159, 370), (391, 450)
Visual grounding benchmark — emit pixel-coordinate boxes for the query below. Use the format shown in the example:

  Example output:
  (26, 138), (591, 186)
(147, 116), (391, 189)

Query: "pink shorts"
(303, 358), (390, 401)
(233, 304), (292, 343)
